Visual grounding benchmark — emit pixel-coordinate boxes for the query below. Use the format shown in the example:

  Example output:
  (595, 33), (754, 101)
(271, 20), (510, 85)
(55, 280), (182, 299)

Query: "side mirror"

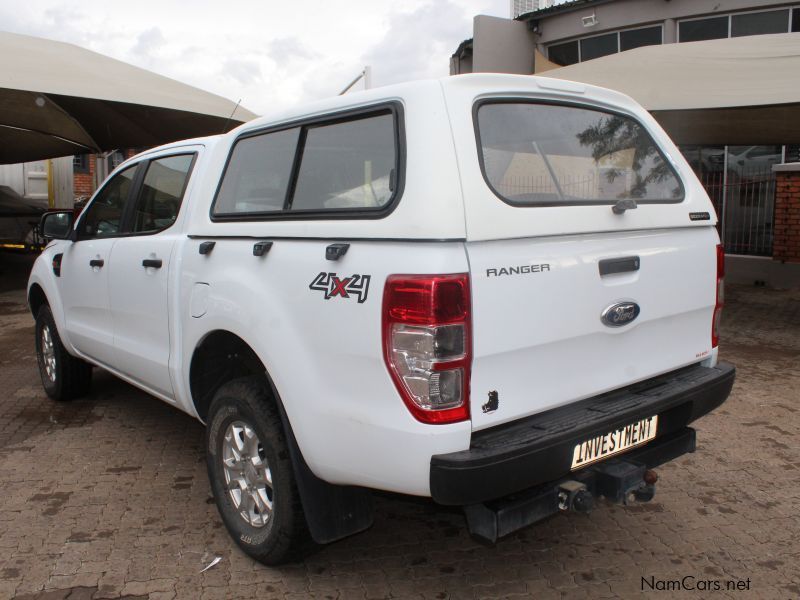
(40, 211), (74, 241)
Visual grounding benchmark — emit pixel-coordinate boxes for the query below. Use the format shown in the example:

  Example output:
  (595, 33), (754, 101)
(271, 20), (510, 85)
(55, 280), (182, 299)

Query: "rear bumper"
(430, 362), (735, 505)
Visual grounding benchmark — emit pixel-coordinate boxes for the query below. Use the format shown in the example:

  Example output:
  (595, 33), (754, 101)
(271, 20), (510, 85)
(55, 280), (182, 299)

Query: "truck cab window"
(291, 112), (396, 211)
(78, 164), (137, 238)
(132, 154), (195, 233)
(214, 128), (300, 216)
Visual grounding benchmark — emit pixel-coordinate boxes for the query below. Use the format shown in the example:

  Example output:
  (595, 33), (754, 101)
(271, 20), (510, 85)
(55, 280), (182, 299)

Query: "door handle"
(142, 258), (163, 269)
(89, 258), (104, 268)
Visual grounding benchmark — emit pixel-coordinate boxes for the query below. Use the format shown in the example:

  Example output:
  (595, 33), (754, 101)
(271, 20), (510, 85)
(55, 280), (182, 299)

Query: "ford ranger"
(29, 74), (735, 564)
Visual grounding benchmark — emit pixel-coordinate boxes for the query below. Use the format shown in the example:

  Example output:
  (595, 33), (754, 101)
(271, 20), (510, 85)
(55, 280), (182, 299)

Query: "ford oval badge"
(601, 301), (640, 327)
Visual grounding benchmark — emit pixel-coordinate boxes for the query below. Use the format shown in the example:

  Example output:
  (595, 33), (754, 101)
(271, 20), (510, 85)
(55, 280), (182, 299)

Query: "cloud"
(363, 0), (477, 87)
(131, 27), (165, 58)
(220, 58), (263, 87)
(267, 37), (317, 63)
(0, 0), (509, 115)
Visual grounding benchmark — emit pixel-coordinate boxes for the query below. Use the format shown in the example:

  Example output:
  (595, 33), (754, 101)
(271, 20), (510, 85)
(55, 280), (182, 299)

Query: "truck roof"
(230, 73), (642, 138)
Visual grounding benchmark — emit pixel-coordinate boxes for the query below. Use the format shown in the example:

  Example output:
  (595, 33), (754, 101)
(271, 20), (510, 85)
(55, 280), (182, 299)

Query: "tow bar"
(465, 459), (660, 544)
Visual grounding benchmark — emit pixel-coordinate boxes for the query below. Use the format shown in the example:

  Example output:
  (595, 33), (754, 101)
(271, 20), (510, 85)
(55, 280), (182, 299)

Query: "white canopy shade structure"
(0, 31), (258, 164)
(542, 32), (800, 145)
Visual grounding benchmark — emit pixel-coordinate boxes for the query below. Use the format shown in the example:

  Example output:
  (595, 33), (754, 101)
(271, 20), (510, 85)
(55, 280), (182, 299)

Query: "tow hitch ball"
(559, 464), (659, 512)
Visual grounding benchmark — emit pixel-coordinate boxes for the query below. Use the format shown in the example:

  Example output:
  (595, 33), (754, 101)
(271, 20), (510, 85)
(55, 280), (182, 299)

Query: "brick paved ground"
(0, 252), (798, 599)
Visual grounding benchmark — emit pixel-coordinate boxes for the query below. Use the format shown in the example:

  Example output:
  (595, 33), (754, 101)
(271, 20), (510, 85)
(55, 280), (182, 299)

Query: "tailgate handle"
(599, 256), (640, 276)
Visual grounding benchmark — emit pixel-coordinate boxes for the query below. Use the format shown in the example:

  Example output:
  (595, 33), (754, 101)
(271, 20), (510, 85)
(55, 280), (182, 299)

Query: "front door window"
(78, 164), (137, 238)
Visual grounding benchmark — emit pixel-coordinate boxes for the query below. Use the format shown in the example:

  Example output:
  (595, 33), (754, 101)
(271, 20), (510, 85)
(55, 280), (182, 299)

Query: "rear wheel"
(35, 305), (92, 401)
(205, 376), (314, 565)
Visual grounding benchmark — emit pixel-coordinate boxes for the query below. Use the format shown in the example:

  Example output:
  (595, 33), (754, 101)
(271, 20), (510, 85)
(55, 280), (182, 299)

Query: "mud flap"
(269, 377), (374, 544)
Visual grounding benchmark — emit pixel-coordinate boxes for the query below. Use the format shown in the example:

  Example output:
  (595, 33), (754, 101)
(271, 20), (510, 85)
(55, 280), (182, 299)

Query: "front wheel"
(35, 305), (92, 401)
(205, 377), (314, 565)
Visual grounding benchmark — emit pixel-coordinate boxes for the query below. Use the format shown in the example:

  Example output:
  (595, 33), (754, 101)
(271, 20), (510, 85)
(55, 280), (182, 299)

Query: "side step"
(464, 427), (695, 543)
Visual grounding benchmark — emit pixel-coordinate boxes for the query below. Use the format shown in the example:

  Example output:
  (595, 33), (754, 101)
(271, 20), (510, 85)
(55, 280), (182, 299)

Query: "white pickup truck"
(30, 74), (734, 564)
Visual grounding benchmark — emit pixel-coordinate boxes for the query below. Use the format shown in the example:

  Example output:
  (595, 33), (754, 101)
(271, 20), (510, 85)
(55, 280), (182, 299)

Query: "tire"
(206, 376), (315, 565)
(35, 305), (92, 401)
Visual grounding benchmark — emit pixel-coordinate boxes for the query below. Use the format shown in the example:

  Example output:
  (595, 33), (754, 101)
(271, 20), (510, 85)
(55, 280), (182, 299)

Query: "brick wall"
(773, 164), (800, 263)
(71, 149), (145, 203)
(73, 154), (95, 200)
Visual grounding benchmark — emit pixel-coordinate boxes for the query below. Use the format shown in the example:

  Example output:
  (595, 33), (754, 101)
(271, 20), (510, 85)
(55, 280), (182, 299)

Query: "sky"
(0, 0), (519, 117)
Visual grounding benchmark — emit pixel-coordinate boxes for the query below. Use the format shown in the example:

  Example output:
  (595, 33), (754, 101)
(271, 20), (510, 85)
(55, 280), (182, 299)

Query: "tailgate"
(441, 81), (722, 430)
(466, 227), (718, 430)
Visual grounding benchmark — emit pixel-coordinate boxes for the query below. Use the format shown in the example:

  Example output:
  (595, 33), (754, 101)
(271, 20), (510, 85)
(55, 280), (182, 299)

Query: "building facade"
(451, 0), (800, 286)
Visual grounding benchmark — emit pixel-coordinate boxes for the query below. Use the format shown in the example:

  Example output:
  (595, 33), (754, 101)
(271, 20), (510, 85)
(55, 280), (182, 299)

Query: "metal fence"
(497, 163), (777, 258)
(496, 173), (599, 200)
(698, 167), (776, 257)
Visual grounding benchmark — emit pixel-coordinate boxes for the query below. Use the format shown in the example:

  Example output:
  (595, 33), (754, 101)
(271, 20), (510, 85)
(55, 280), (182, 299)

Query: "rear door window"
(131, 154), (195, 233)
(476, 101), (684, 206)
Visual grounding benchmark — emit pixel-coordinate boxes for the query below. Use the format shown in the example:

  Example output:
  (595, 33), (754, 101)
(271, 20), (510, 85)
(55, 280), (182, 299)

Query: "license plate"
(571, 415), (658, 470)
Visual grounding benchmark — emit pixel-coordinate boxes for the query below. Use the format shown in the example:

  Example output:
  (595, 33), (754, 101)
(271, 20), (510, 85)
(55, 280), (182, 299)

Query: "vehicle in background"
(0, 186), (46, 252)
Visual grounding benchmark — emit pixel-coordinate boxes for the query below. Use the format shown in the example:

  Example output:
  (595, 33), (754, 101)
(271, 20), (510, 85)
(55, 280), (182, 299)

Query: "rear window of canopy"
(475, 101), (684, 207)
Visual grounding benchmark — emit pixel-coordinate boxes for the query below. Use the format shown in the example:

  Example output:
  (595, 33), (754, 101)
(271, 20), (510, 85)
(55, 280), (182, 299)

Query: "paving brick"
(1, 255), (799, 599)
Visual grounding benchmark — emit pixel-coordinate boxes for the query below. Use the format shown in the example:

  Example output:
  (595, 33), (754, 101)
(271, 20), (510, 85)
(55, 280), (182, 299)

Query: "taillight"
(712, 244), (725, 348)
(382, 274), (471, 424)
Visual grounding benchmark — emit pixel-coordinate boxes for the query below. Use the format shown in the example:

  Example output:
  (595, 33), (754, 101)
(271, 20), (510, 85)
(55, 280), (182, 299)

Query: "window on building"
(786, 145), (800, 163)
(107, 151), (125, 172)
(679, 16), (729, 42)
(793, 8), (800, 32)
(73, 154), (90, 174)
(547, 40), (579, 66)
(579, 33), (618, 62)
(620, 26), (662, 51)
(731, 9), (789, 37)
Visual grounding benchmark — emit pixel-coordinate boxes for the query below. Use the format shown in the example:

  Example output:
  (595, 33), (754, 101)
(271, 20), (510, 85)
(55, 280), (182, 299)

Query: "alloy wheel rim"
(221, 420), (273, 527)
(40, 325), (57, 383)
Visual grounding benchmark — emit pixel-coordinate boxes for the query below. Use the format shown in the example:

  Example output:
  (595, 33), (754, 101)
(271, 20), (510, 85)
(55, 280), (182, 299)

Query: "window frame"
(210, 102), (406, 222)
(547, 39), (580, 66)
(472, 98), (686, 208)
(578, 31), (620, 62)
(75, 152), (198, 241)
(730, 7), (791, 37)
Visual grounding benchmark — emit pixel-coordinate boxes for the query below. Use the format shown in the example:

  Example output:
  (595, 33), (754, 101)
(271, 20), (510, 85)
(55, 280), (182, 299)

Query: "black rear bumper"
(430, 362), (735, 505)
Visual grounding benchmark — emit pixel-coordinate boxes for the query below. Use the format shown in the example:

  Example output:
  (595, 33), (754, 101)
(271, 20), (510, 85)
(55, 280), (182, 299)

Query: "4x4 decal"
(309, 272), (371, 303)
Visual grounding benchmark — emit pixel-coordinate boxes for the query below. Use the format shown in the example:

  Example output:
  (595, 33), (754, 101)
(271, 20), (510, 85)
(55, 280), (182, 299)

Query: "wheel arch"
(28, 282), (48, 318)
(189, 329), (268, 423)
(190, 329), (374, 544)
